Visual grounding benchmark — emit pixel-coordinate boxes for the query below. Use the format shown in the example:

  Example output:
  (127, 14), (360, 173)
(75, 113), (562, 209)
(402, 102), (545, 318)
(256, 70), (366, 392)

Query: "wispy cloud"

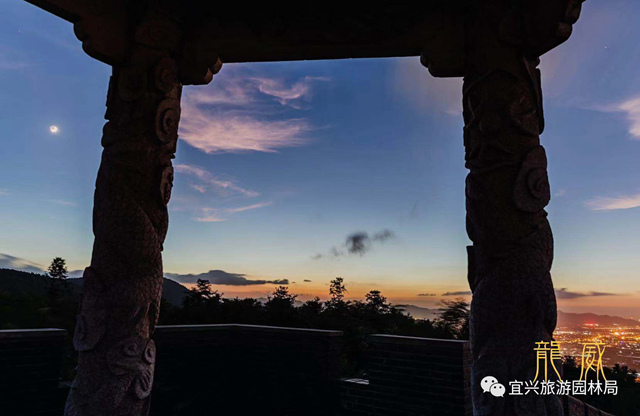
(49, 200), (76, 207)
(618, 97), (640, 139)
(0, 61), (28, 70)
(595, 96), (640, 139)
(175, 164), (259, 197)
(555, 288), (620, 300)
(190, 184), (206, 194)
(417, 293), (437, 297)
(193, 202), (273, 223)
(193, 209), (228, 223)
(0, 48), (29, 70)
(180, 113), (310, 154)
(554, 188), (567, 198)
(585, 194), (640, 211)
(251, 76), (329, 108)
(0, 189), (9, 196)
(179, 70), (327, 154)
(226, 202), (272, 214)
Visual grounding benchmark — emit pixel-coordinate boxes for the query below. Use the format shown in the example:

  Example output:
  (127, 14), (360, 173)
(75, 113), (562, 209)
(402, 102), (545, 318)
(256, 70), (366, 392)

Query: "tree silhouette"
(183, 279), (220, 306)
(436, 299), (469, 339)
(329, 277), (347, 301)
(268, 286), (297, 305)
(47, 257), (69, 299)
(326, 277), (350, 312)
(48, 257), (68, 280)
(299, 296), (323, 315)
(265, 286), (297, 325)
(364, 290), (390, 313)
(181, 279), (222, 323)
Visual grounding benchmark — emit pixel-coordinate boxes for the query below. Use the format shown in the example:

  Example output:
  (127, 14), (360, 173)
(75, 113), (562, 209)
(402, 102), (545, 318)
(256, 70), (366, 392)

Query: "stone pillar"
(461, 2), (583, 415)
(422, 1), (584, 415)
(463, 22), (559, 416)
(64, 13), (219, 415)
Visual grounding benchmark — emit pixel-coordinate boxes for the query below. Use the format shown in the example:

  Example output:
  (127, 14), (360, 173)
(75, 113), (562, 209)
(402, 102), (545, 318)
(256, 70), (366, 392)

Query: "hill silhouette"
(557, 310), (640, 328)
(394, 304), (438, 320)
(0, 268), (188, 306)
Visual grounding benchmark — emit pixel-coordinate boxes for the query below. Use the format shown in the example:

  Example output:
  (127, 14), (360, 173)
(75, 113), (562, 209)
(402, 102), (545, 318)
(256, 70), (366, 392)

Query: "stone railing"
(0, 328), (67, 416)
(150, 324), (342, 416)
(341, 335), (472, 416)
(0, 326), (618, 416)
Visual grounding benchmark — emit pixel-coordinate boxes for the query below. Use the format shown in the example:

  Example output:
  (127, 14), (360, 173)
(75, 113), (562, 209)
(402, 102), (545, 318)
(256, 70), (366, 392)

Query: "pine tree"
(48, 257), (68, 280)
(47, 257), (69, 299)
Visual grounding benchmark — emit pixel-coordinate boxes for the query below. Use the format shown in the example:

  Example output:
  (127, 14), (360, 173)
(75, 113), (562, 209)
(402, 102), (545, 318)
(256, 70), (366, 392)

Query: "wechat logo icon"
(481, 376), (505, 398)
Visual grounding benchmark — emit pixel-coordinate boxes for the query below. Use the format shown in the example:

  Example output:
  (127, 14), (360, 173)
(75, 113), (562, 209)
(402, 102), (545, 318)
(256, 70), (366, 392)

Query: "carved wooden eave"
(25, 0), (583, 82)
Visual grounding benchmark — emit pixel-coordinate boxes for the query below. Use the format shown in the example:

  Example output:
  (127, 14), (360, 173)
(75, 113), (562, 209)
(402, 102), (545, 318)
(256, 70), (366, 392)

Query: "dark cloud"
(555, 288), (620, 300)
(441, 291), (472, 296)
(346, 232), (369, 255)
(373, 230), (394, 242)
(313, 229), (396, 259)
(165, 270), (289, 286)
(303, 279), (312, 282)
(417, 293), (437, 297)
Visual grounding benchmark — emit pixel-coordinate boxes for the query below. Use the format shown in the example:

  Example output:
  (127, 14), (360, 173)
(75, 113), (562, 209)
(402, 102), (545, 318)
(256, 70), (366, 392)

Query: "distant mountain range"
(393, 304), (439, 320)
(394, 305), (640, 327)
(557, 311), (640, 328)
(392, 305), (640, 327)
(0, 268), (188, 306)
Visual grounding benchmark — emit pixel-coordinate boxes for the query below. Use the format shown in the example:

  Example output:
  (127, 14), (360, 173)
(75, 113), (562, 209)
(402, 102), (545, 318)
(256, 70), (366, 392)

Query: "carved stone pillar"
(64, 12), (220, 416)
(423, 1), (583, 415)
(463, 3), (583, 416)
(463, 19), (561, 416)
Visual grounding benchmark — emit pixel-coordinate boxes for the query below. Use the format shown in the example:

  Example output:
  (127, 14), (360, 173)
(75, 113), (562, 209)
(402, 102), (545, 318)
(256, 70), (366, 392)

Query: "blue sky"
(1, 1), (640, 316)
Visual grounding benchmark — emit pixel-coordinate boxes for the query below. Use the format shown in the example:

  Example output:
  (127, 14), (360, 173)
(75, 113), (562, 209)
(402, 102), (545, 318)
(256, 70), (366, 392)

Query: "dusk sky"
(1, 1), (640, 317)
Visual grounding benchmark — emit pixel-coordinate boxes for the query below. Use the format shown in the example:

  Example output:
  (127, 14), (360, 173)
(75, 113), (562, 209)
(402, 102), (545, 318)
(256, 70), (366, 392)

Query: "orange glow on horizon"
(175, 280), (640, 318)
